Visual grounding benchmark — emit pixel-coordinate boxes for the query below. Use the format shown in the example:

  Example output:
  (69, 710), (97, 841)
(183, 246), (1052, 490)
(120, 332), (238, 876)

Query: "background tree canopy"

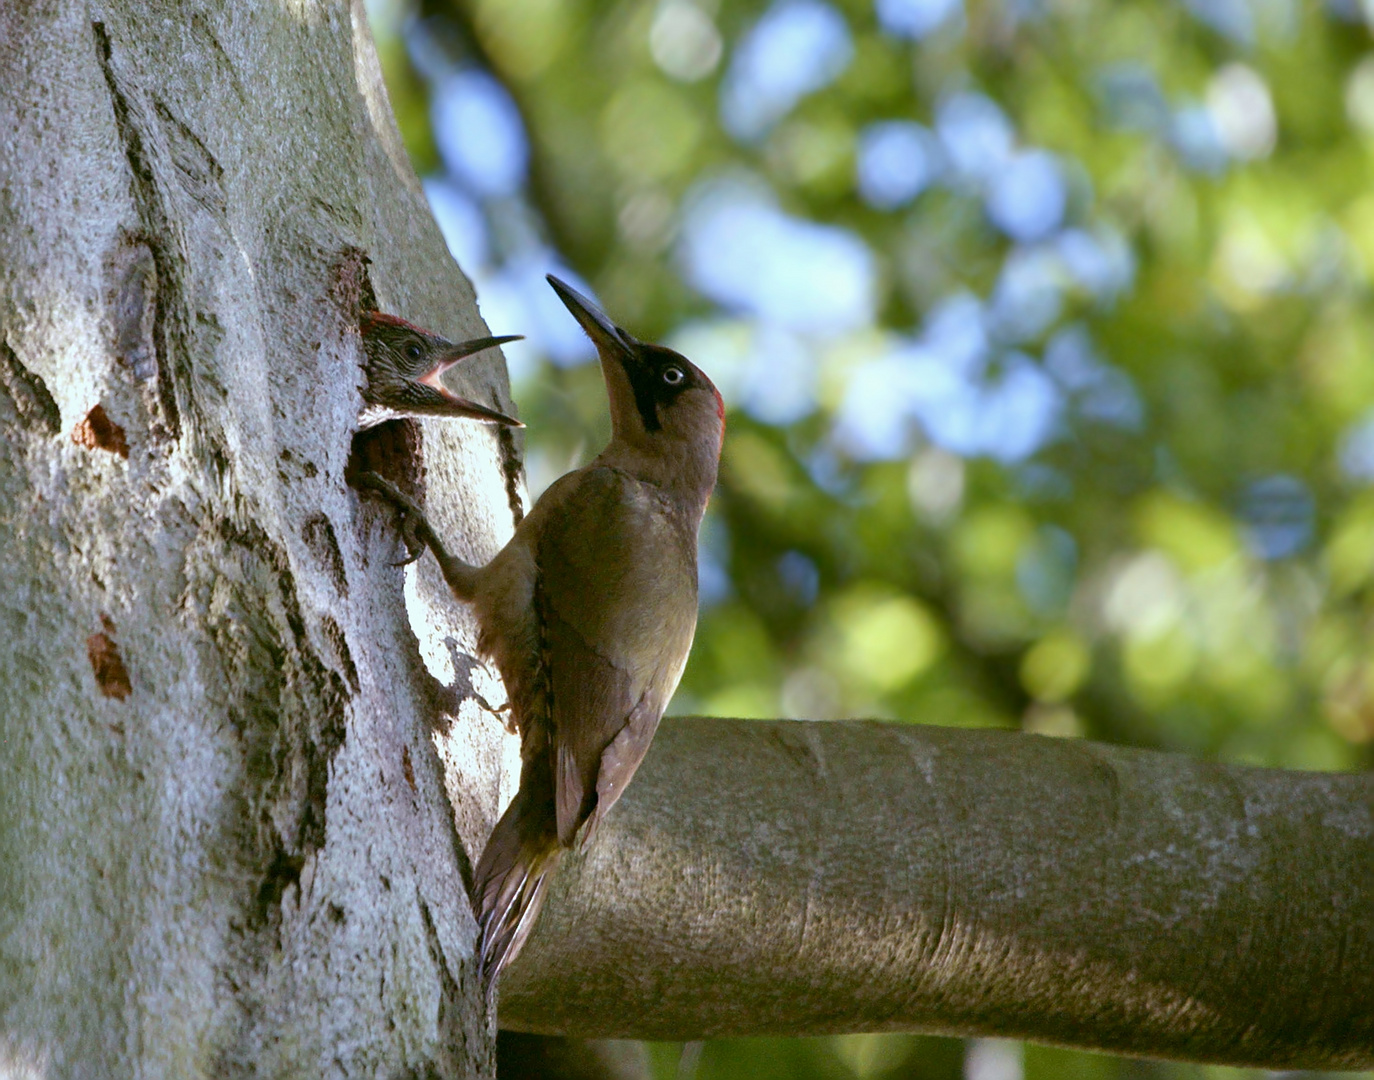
(365, 0), (1374, 1075)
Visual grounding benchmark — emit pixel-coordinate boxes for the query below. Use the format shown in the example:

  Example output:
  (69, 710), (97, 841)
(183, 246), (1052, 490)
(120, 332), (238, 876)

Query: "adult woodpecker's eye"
(662, 367), (684, 386)
(405, 342), (423, 361)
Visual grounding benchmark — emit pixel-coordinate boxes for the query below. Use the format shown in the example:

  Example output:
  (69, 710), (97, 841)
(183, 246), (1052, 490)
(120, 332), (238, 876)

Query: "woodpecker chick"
(361, 276), (723, 988)
(358, 310), (523, 429)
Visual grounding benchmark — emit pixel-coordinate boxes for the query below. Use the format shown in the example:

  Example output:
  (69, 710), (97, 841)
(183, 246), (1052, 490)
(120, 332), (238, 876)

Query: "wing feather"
(532, 467), (698, 844)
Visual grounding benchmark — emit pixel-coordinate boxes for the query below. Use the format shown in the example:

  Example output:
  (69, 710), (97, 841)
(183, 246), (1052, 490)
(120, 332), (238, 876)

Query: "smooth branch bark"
(502, 718), (1374, 1072)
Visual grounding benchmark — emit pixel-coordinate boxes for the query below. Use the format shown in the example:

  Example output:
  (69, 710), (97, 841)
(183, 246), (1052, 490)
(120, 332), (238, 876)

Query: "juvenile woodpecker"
(358, 310), (523, 428)
(360, 276), (723, 987)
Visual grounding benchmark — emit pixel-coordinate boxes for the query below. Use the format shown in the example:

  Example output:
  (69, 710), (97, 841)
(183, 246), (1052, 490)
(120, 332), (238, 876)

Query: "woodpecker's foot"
(354, 471), (432, 564)
(354, 472), (483, 600)
(488, 700), (517, 734)
(395, 528), (426, 567)
(470, 693), (515, 732)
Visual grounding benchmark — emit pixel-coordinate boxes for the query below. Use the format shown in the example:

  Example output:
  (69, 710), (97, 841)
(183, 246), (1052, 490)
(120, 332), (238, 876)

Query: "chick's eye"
(404, 342), (423, 360)
(662, 367), (684, 386)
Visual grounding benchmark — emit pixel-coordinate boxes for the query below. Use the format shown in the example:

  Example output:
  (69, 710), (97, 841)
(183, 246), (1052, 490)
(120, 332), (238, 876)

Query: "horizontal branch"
(498, 718), (1374, 1071)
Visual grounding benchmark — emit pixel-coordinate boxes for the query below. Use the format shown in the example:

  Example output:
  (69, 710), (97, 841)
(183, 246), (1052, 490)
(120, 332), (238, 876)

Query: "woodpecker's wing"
(532, 466), (699, 846)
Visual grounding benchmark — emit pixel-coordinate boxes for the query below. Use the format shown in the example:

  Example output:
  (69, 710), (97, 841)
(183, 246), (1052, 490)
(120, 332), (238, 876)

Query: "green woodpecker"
(360, 276), (723, 987)
(358, 310), (523, 428)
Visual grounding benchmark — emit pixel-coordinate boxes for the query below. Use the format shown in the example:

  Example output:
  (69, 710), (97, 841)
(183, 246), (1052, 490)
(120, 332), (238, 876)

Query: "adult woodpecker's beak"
(546, 275), (638, 361)
(547, 275), (651, 437)
(417, 335), (525, 428)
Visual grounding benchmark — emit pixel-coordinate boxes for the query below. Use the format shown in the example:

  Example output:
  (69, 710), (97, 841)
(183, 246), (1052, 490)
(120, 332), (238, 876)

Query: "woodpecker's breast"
(535, 468), (697, 668)
(470, 466), (699, 743)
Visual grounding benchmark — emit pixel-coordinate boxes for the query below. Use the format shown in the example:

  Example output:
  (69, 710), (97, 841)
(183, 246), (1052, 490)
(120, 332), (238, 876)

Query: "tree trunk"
(0, 2), (519, 1075)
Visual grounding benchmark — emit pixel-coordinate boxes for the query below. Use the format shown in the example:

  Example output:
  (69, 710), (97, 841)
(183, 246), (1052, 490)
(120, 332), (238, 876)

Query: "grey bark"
(501, 718), (1374, 1072)
(0, 2), (520, 1076)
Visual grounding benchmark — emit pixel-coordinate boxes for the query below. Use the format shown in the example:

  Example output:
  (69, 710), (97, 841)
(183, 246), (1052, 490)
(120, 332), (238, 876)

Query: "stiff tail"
(472, 777), (562, 989)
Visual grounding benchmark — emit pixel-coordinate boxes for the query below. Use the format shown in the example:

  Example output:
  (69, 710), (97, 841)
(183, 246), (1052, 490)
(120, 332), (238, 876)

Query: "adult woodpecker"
(359, 276), (723, 987)
(358, 310), (523, 428)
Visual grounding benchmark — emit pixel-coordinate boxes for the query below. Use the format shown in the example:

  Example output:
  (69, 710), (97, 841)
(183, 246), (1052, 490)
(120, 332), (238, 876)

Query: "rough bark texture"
(0, 2), (521, 1076)
(501, 718), (1374, 1072)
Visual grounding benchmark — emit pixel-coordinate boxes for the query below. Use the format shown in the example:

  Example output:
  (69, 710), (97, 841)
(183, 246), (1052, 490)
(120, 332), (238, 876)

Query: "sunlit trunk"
(0, 2), (519, 1074)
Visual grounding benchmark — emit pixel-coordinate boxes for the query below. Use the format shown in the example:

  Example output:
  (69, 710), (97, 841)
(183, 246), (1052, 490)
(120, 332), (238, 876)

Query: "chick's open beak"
(417, 334), (525, 427)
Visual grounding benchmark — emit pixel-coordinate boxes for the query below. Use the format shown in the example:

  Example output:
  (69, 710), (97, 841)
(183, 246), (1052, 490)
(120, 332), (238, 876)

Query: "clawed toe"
(354, 471), (421, 515)
(355, 471), (432, 563)
(394, 515), (428, 566)
(353, 471), (478, 600)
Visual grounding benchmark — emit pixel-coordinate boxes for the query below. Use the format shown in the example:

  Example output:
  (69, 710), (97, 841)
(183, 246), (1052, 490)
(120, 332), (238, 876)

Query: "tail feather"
(472, 778), (562, 989)
(483, 872), (551, 986)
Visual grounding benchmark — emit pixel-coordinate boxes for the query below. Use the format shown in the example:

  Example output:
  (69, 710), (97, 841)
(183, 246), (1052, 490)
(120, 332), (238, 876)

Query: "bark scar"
(417, 893), (467, 1024)
(87, 629), (133, 700)
(113, 243), (158, 381)
(73, 404), (130, 458)
(904, 732), (960, 972)
(302, 513), (348, 598)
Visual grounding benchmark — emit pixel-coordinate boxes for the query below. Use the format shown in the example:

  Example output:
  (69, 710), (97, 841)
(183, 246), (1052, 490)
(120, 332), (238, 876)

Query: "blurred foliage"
(367, 0), (1374, 1075)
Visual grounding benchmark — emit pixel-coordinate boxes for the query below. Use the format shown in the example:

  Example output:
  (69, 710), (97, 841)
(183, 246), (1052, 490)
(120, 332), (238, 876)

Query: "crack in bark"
(302, 513), (348, 598)
(497, 424), (525, 529)
(0, 340), (60, 435)
(196, 518), (351, 933)
(416, 893), (477, 1079)
(112, 242), (159, 382)
(86, 631), (133, 700)
(321, 614), (360, 694)
(153, 98), (227, 215)
(330, 245), (377, 318)
(94, 22), (182, 439)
